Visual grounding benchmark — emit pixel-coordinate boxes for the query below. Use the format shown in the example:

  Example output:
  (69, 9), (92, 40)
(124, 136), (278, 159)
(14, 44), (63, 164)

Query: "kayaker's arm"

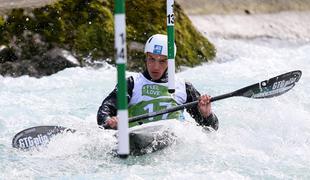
(97, 76), (134, 128)
(185, 82), (219, 130)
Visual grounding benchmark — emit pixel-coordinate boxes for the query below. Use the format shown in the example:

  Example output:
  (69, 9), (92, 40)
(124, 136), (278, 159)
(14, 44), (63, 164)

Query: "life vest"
(128, 73), (187, 127)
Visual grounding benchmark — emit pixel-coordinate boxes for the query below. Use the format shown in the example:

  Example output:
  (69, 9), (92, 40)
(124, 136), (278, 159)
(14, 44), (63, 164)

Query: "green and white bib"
(128, 73), (187, 127)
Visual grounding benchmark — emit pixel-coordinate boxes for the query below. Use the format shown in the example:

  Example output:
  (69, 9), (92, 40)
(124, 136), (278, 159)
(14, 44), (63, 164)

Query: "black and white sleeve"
(185, 82), (219, 130)
(97, 76), (134, 128)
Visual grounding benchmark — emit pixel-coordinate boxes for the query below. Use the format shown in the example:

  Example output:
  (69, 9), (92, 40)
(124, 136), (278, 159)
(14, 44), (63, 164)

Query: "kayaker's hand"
(105, 116), (118, 129)
(198, 95), (212, 118)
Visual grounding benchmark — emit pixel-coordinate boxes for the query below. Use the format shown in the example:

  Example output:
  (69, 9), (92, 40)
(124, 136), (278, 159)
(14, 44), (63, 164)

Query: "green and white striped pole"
(167, 0), (175, 93)
(114, 0), (129, 158)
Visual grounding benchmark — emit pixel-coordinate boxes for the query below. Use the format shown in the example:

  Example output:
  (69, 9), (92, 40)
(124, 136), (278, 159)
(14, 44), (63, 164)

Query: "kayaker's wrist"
(101, 115), (111, 129)
(104, 116), (118, 129)
(205, 112), (213, 119)
(198, 108), (212, 118)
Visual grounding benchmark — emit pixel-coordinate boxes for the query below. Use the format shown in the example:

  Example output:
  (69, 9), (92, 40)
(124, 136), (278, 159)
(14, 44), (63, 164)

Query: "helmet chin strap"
(143, 68), (168, 83)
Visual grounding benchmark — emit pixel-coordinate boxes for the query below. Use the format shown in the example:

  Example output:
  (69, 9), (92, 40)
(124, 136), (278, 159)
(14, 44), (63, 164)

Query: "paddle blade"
(12, 126), (75, 151)
(236, 70), (302, 99)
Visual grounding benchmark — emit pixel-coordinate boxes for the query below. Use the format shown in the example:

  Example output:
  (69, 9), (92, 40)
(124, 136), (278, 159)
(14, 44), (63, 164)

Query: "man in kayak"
(97, 34), (218, 130)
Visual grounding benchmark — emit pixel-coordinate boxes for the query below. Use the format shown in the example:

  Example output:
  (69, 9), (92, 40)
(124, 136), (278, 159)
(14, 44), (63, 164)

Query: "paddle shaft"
(129, 91), (234, 123)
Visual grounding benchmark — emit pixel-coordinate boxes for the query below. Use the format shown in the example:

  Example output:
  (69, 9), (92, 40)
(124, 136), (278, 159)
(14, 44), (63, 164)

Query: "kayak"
(12, 120), (178, 156)
(129, 120), (177, 156)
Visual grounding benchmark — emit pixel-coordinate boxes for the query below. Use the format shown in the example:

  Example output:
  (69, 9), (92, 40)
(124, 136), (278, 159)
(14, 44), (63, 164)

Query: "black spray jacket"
(97, 70), (219, 130)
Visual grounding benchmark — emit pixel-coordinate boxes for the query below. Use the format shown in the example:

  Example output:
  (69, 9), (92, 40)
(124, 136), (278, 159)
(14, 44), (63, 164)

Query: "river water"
(1, 14), (310, 179)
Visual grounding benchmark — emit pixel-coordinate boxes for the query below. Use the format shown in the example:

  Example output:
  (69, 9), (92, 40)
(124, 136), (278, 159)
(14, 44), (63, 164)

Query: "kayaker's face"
(146, 53), (168, 80)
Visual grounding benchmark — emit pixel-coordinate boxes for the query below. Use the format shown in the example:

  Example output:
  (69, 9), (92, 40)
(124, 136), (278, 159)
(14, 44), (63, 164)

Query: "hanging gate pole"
(115, 0), (129, 158)
(167, 0), (176, 93)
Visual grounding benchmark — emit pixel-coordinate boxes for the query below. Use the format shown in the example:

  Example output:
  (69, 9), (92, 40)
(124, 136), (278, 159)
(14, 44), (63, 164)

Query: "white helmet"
(144, 34), (176, 57)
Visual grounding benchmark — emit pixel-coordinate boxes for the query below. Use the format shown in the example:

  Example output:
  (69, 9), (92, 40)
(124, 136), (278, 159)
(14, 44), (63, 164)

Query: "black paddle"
(12, 126), (76, 150)
(129, 70), (302, 122)
(12, 70), (302, 150)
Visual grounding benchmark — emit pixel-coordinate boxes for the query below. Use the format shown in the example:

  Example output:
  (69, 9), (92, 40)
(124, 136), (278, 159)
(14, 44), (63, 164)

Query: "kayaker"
(97, 34), (219, 130)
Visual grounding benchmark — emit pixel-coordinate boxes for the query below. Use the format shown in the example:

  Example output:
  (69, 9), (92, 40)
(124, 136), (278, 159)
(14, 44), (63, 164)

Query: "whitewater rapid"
(1, 13), (310, 179)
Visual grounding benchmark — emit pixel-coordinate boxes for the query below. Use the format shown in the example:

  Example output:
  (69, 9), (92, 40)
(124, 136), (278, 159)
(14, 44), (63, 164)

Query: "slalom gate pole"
(114, 0), (129, 158)
(167, 0), (176, 93)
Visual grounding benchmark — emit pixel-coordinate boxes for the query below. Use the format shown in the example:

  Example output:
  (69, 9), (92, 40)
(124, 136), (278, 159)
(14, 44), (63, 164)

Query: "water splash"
(1, 38), (310, 179)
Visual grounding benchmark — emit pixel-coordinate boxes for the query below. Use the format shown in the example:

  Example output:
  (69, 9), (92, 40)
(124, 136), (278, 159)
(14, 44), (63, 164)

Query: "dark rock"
(0, 29), (80, 77)
(0, 46), (18, 63)
(33, 53), (78, 76)
(244, 9), (251, 15)
(0, 49), (79, 77)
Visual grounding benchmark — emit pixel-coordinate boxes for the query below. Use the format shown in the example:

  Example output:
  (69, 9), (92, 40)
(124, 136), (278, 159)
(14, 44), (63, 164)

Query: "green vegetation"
(0, 16), (4, 37)
(0, 15), (4, 27)
(0, 0), (216, 71)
